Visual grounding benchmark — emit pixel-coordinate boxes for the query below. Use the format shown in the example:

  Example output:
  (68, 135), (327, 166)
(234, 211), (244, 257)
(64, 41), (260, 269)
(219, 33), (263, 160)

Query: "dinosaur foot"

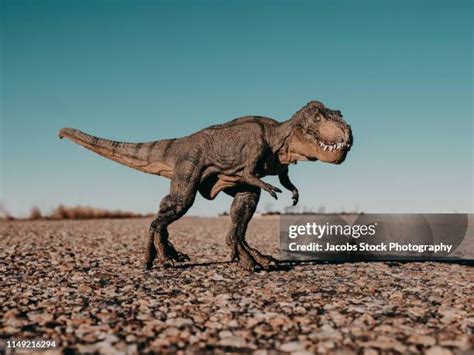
(246, 246), (279, 269)
(166, 242), (190, 262)
(235, 244), (264, 272)
(155, 253), (190, 268)
(145, 241), (190, 269)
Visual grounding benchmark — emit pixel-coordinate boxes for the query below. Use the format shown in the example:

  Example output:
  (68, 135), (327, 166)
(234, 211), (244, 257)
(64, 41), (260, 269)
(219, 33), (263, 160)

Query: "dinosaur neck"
(271, 119), (301, 164)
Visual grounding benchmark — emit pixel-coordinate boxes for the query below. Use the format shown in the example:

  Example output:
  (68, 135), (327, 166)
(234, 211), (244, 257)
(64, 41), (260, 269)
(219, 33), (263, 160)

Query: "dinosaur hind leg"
(145, 154), (202, 269)
(226, 186), (278, 271)
(145, 195), (192, 269)
(225, 187), (260, 265)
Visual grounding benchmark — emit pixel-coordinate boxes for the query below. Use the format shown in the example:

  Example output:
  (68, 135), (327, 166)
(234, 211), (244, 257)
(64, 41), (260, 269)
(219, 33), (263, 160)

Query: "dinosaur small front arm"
(240, 149), (284, 200)
(278, 167), (299, 206)
(242, 173), (283, 200)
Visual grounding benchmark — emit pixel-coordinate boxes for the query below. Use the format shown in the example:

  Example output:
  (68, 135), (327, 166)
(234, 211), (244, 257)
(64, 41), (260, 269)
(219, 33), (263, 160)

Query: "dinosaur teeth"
(318, 140), (351, 151)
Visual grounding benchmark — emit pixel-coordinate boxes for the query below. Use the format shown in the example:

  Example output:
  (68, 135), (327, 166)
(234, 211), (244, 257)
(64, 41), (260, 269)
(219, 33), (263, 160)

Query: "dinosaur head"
(288, 101), (352, 164)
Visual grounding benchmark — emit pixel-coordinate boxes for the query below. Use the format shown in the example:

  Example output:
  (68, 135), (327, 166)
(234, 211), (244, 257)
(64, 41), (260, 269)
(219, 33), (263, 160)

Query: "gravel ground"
(1, 217), (473, 354)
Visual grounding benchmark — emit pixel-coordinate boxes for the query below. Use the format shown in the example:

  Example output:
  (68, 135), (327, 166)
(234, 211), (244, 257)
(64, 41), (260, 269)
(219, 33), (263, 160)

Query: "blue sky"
(1, 0), (472, 217)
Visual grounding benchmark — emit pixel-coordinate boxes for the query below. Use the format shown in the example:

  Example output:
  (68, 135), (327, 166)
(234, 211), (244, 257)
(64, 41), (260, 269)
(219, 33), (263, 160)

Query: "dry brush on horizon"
(0, 205), (154, 221)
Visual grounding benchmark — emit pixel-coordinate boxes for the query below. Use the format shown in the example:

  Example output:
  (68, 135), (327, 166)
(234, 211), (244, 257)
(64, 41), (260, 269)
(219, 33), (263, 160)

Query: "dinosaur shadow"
(151, 257), (473, 273)
(158, 260), (295, 272)
(167, 261), (230, 269)
(278, 258), (474, 267)
(161, 259), (346, 272)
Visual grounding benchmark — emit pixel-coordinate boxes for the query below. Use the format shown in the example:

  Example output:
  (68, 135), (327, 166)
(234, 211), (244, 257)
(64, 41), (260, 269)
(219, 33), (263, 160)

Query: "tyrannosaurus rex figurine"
(59, 101), (352, 271)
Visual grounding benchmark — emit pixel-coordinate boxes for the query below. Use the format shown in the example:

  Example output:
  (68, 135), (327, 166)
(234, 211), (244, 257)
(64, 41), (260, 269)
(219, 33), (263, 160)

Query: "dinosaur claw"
(144, 262), (153, 270)
(173, 251), (190, 262)
(291, 190), (299, 206)
(229, 245), (240, 263)
(243, 261), (262, 272)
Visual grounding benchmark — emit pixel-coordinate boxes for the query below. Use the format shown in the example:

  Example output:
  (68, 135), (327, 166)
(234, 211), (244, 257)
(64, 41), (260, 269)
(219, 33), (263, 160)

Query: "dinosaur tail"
(58, 128), (173, 177)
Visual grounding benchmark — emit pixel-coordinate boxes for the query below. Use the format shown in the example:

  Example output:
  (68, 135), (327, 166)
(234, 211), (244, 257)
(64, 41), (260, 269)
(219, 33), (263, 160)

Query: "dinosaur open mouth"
(318, 140), (351, 152)
(304, 127), (351, 152)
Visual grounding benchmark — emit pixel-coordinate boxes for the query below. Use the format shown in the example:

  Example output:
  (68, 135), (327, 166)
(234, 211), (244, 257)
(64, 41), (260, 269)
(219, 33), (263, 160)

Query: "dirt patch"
(1, 218), (472, 353)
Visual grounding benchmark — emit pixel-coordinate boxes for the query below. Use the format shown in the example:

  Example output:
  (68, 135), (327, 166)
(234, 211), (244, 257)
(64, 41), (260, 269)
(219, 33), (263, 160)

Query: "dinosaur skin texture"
(59, 101), (353, 271)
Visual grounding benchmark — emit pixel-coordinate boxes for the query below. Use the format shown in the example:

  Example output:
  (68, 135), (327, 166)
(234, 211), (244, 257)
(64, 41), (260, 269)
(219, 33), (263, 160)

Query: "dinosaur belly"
(199, 174), (243, 200)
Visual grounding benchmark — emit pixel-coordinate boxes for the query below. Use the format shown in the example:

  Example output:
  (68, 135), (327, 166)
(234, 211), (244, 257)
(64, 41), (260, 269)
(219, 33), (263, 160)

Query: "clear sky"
(1, 0), (473, 217)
